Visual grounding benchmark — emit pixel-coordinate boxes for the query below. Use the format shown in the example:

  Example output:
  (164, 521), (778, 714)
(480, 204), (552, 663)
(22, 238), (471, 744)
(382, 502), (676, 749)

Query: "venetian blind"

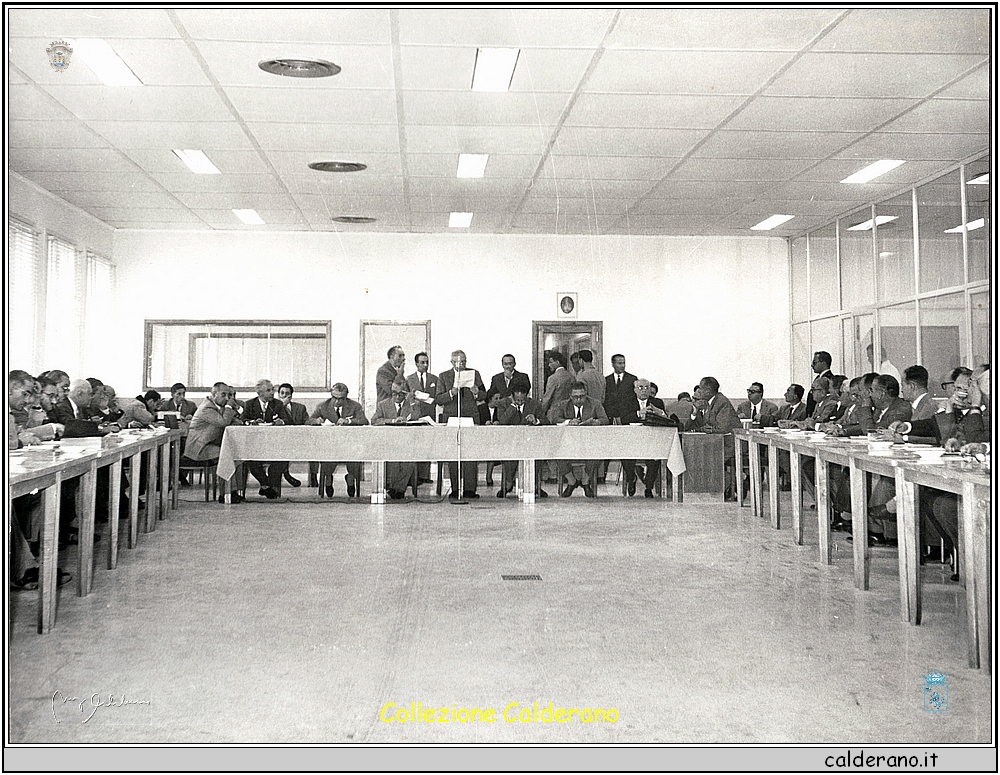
(44, 235), (83, 375)
(8, 218), (41, 370)
(84, 251), (115, 376)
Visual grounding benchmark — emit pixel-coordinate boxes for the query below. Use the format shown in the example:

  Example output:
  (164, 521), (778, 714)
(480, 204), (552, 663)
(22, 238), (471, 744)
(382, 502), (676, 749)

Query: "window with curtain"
(44, 235), (82, 375)
(8, 218), (41, 371)
(84, 251), (115, 376)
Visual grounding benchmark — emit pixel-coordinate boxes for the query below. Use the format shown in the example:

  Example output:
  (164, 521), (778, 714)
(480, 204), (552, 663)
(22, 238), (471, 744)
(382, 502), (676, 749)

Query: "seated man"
(371, 379), (421, 499)
(157, 382), (198, 420)
(277, 382), (309, 488)
(662, 392), (697, 431)
(118, 390), (160, 428)
(776, 384), (808, 425)
(242, 378), (290, 500)
(184, 382), (245, 503)
(737, 382), (780, 428)
(691, 376), (742, 500)
(548, 382), (609, 497)
(308, 383), (369, 498)
(497, 379), (549, 499)
(620, 378), (667, 497)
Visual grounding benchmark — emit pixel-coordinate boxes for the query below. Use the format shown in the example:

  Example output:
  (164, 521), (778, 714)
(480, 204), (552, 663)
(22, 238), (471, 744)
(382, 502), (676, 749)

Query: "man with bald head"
(377, 346), (407, 404)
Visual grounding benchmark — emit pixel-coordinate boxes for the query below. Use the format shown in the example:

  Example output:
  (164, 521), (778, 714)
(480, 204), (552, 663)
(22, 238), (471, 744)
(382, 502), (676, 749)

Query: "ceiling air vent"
(258, 58), (341, 78)
(308, 161), (368, 173)
(332, 216), (377, 224)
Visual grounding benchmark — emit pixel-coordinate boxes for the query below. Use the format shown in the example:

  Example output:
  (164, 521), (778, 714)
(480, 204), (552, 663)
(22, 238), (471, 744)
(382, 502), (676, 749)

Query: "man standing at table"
(242, 379), (290, 500)
(185, 382), (245, 503)
(308, 383), (369, 498)
(371, 378), (420, 499)
(406, 352), (438, 485)
(604, 353), (640, 491)
(549, 382), (609, 497)
(376, 346), (406, 404)
(436, 350), (486, 499)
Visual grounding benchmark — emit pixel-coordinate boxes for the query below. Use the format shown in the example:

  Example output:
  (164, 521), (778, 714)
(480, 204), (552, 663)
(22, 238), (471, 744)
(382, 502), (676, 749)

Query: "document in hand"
(455, 369), (476, 389)
(413, 390), (435, 405)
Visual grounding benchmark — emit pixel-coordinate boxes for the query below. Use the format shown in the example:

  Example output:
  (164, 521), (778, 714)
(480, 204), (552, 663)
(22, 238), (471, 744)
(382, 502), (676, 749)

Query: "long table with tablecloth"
(734, 427), (992, 672)
(216, 424), (686, 504)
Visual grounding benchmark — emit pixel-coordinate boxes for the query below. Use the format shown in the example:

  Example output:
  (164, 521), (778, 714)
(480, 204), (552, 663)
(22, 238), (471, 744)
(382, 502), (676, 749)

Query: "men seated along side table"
(308, 383), (369, 498)
(370, 379), (421, 499)
(620, 378), (667, 497)
(184, 381), (246, 504)
(497, 379), (550, 499)
(548, 382), (609, 498)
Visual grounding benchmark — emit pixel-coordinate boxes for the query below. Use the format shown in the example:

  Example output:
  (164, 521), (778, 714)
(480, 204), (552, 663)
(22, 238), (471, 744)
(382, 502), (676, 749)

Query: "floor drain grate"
(501, 574), (542, 581)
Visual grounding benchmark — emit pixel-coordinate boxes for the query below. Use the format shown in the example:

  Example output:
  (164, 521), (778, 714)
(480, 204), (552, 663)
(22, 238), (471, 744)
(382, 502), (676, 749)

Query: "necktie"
(492, 407), (498, 422)
(335, 406), (342, 421)
(396, 403), (402, 417)
(751, 404), (758, 421)
(421, 374), (426, 390)
(576, 406), (582, 419)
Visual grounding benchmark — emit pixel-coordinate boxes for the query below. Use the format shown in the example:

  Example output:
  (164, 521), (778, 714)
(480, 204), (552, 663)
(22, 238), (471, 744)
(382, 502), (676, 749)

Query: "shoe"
(309, 477), (319, 488)
(561, 483), (577, 497)
(627, 480), (636, 497)
(584, 483), (595, 498)
(449, 491), (460, 500)
(497, 490), (507, 499)
(831, 519), (851, 532)
(867, 532), (897, 547)
(463, 491), (480, 499)
(284, 473), (301, 488)
(388, 489), (405, 500)
(921, 547), (944, 564)
(325, 485), (334, 498)
(644, 489), (654, 498)
(259, 487), (268, 497)
(179, 475), (191, 487)
(950, 572), (960, 582)
(218, 493), (244, 504)
(346, 478), (356, 498)
(538, 489), (548, 498)
(265, 487), (280, 500)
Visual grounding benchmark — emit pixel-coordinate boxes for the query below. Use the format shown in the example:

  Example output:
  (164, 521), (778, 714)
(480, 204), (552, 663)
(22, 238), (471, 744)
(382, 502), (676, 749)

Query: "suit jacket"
(693, 392), (741, 433)
(548, 396), (609, 425)
(376, 360), (405, 403)
(436, 368), (486, 421)
(371, 397), (422, 425)
(806, 368), (834, 415)
(603, 371), (639, 421)
(736, 399), (780, 427)
(499, 397), (549, 426)
(872, 397), (912, 429)
(156, 397), (198, 418)
(282, 401), (309, 426)
(186, 397), (242, 460)
(405, 370), (439, 415)
(621, 396), (666, 425)
(542, 367), (576, 413)
(909, 410), (989, 446)
(118, 398), (155, 428)
(810, 396), (845, 424)
(577, 364), (605, 404)
(309, 397), (369, 425)
(46, 400), (101, 438)
(243, 397), (290, 424)
(487, 369), (531, 400)
(663, 398), (697, 430)
(911, 393), (938, 422)
(779, 402), (808, 423)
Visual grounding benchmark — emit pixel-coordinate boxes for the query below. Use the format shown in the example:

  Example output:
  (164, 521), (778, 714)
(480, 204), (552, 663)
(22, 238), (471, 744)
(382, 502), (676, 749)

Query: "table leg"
(963, 482), (990, 672)
(816, 456), (831, 565)
(38, 475), (62, 634)
(848, 458), (869, 590)
(158, 437), (170, 519)
(895, 469), (919, 625)
(790, 451), (803, 545)
(748, 440), (761, 516)
(768, 442), (780, 529)
(171, 435), (180, 510)
(659, 460), (667, 499)
(522, 459), (535, 504)
(76, 460), (97, 596)
(371, 461), (385, 504)
(127, 452), (140, 548)
(674, 473), (684, 503)
(735, 436), (746, 506)
(108, 458), (122, 570)
(144, 447), (159, 532)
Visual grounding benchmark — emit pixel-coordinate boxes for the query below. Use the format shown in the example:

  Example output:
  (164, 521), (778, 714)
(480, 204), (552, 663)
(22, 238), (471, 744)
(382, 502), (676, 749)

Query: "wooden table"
(217, 425), (686, 505)
(735, 428), (992, 671)
(678, 432), (727, 497)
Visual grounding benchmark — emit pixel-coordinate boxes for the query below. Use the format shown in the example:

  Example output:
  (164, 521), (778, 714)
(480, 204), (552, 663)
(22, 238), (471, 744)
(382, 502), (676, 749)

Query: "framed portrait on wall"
(556, 292), (578, 319)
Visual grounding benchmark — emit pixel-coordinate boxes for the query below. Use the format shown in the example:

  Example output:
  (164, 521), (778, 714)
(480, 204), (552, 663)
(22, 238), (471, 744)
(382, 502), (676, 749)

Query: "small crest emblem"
(47, 40), (73, 73)
(922, 671), (949, 714)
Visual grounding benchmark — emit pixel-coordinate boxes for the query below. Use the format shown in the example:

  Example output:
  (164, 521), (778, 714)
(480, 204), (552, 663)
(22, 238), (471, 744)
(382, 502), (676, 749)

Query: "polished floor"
(7, 468), (992, 744)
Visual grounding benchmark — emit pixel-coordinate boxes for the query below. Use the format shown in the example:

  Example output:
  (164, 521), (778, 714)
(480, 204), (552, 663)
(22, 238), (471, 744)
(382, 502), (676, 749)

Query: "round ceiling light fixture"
(258, 58), (341, 78)
(308, 161), (367, 173)
(332, 216), (377, 224)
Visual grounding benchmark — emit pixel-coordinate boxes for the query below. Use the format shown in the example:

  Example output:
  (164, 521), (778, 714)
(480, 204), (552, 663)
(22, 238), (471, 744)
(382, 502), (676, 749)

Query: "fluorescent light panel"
(967, 173), (989, 185)
(173, 149), (221, 175)
(457, 153), (489, 178)
(232, 209), (265, 225)
(73, 38), (143, 86)
(944, 218), (985, 234)
(846, 215), (898, 231)
(841, 160), (905, 184)
(449, 212), (473, 228)
(471, 48), (519, 92)
(750, 214), (794, 231)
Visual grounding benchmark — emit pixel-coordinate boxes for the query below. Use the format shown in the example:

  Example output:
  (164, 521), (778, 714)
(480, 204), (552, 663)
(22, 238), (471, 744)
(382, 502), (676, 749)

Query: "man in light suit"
(371, 378), (421, 499)
(406, 352), (438, 484)
(376, 345), (407, 404)
(308, 383), (369, 498)
(242, 379), (290, 499)
(185, 382), (245, 503)
(620, 378), (667, 497)
(548, 382), (609, 497)
(436, 350), (486, 499)
(541, 351), (575, 414)
(737, 382), (780, 428)
(576, 350), (605, 405)
(497, 379), (549, 499)
(277, 382), (309, 488)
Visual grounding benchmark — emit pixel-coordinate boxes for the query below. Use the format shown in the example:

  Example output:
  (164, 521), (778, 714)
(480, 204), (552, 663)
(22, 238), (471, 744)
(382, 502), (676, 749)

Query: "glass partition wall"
(788, 156), (991, 390)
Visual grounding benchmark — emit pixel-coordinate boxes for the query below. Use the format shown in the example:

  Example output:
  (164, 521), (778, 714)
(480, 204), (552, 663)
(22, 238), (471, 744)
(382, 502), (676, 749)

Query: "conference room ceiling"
(6, 7), (991, 237)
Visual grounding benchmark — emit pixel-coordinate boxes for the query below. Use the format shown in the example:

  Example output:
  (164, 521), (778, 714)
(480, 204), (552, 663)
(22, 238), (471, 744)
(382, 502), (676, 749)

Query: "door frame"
(531, 320), (603, 400)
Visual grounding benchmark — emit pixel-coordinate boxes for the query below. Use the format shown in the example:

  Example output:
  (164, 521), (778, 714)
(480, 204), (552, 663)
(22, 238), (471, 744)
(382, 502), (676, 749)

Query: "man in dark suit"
(806, 351), (834, 415)
(242, 379), (290, 499)
(371, 378), (421, 499)
(435, 349), (486, 499)
(691, 376), (742, 499)
(277, 382), (309, 488)
(549, 382), (609, 497)
(777, 384), (808, 424)
(603, 353), (640, 489)
(620, 378), (667, 497)
(376, 345), (407, 404)
(497, 379), (549, 499)
(308, 383), (369, 498)
(737, 382), (780, 428)
(484, 354), (530, 485)
(156, 382), (198, 419)
(406, 352), (438, 484)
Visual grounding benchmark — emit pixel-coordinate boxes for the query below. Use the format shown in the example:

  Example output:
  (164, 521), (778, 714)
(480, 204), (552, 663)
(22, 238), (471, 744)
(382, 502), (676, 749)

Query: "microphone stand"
(451, 370), (468, 505)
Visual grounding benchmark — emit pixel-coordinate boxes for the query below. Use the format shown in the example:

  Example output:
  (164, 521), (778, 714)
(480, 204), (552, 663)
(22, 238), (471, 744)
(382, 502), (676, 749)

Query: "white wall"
(110, 229), (791, 404)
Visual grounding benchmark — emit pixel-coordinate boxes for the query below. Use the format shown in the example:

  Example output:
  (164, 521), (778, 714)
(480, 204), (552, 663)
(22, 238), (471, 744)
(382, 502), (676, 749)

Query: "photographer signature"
(52, 690), (151, 723)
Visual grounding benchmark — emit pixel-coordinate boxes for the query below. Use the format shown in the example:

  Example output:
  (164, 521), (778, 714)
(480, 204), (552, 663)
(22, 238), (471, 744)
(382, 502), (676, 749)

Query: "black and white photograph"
(4, 4), (994, 770)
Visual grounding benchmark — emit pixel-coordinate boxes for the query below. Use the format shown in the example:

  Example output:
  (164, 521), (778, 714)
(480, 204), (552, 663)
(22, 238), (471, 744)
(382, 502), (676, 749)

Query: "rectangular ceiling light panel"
(471, 48), (519, 92)
(750, 214), (794, 230)
(232, 209), (265, 225)
(457, 153), (489, 178)
(449, 212), (473, 228)
(840, 160), (905, 184)
(173, 149), (221, 175)
(73, 39), (143, 86)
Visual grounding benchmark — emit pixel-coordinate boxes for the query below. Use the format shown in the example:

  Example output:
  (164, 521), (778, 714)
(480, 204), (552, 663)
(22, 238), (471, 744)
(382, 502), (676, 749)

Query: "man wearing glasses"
(737, 382), (779, 427)
(371, 378), (420, 499)
(308, 383), (370, 498)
